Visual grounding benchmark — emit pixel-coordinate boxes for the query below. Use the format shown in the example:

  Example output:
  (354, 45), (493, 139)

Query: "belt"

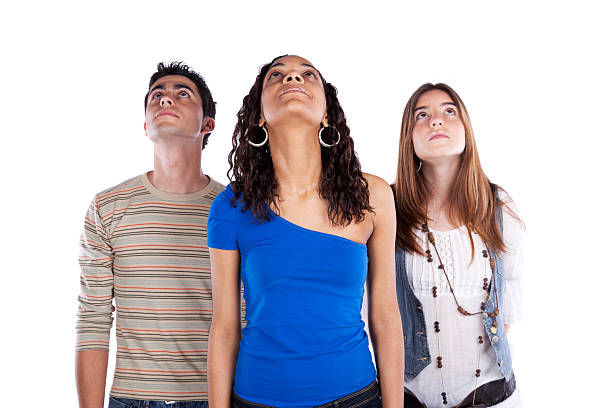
(404, 372), (516, 408)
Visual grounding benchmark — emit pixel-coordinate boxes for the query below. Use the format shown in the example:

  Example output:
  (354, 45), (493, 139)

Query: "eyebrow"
(269, 62), (317, 70)
(149, 83), (195, 96)
(415, 102), (458, 111)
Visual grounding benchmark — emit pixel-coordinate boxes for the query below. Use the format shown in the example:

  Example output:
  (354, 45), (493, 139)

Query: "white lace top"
(404, 196), (525, 408)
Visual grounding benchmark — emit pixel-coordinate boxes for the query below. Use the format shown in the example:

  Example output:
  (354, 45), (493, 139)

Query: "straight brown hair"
(394, 83), (509, 259)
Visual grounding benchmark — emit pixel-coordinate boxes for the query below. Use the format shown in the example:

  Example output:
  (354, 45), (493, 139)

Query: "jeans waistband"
(109, 396), (208, 408)
(232, 380), (381, 408)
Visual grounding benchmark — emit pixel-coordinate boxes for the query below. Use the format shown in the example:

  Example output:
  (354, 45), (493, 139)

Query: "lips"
(429, 132), (450, 141)
(156, 110), (179, 118)
(280, 86), (308, 96)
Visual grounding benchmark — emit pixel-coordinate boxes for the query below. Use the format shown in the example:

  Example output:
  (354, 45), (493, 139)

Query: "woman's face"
(260, 55), (327, 128)
(411, 89), (466, 163)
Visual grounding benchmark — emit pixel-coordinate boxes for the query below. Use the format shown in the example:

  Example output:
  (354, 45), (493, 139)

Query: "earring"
(417, 160), (422, 172)
(248, 125), (268, 147)
(318, 125), (341, 148)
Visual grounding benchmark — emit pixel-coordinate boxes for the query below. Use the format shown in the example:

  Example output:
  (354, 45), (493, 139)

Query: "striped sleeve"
(76, 198), (114, 351)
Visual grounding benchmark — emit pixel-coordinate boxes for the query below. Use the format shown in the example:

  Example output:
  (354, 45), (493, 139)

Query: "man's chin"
(148, 125), (183, 139)
(147, 127), (198, 144)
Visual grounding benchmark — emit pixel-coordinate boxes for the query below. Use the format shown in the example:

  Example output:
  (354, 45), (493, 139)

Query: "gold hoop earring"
(318, 125), (340, 148)
(248, 125), (268, 147)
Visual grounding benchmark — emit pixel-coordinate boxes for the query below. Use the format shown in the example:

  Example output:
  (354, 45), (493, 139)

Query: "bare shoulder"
(363, 172), (394, 210)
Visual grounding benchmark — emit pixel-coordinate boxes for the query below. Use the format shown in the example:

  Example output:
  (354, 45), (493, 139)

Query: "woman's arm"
(208, 248), (242, 408)
(499, 190), (526, 336)
(364, 174), (404, 408)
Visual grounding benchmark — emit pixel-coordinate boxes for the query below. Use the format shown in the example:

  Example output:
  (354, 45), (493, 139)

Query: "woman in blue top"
(207, 55), (403, 408)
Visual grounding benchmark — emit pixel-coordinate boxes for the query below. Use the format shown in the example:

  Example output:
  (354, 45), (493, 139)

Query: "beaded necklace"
(421, 223), (500, 407)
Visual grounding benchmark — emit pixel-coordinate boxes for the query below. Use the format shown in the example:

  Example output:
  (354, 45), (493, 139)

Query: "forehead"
(416, 89), (454, 108)
(149, 75), (199, 93)
(272, 55), (316, 69)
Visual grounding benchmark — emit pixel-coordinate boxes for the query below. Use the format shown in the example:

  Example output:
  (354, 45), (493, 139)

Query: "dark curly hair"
(227, 55), (372, 226)
(144, 61), (216, 149)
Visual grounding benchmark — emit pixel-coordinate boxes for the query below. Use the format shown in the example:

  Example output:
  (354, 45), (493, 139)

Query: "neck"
(422, 157), (461, 214)
(149, 138), (209, 194)
(267, 122), (322, 197)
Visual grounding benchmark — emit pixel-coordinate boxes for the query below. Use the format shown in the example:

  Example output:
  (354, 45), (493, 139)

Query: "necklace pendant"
(427, 232), (435, 244)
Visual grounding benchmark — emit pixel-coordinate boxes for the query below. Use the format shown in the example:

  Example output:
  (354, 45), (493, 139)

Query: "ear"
(144, 121), (147, 135)
(201, 117), (215, 134)
(258, 116), (265, 127)
(322, 113), (329, 128)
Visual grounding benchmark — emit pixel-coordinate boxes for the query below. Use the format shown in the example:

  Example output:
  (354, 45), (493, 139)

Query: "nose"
(430, 114), (443, 128)
(160, 95), (174, 107)
(283, 71), (303, 83)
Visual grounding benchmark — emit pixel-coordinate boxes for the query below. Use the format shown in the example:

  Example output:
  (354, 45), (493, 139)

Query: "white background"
(1, 1), (610, 405)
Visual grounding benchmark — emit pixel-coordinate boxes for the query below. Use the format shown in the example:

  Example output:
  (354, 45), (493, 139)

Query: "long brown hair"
(394, 83), (507, 258)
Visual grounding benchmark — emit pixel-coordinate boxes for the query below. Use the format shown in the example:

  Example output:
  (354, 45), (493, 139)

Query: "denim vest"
(395, 208), (513, 381)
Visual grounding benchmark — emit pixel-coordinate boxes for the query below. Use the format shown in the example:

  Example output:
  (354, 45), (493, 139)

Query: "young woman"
(206, 55), (403, 408)
(393, 84), (524, 407)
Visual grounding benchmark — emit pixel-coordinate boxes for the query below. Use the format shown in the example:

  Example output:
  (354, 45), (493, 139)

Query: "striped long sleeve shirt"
(76, 173), (224, 401)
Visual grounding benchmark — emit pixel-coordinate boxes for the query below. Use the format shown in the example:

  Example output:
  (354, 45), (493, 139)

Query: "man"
(76, 62), (223, 408)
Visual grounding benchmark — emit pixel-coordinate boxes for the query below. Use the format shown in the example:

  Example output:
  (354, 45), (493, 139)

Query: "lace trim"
(435, 232), (455, 292)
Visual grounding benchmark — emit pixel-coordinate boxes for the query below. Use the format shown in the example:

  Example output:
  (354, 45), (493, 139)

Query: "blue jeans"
(232, 380), (382, 408)
(109, 396), (208, 408)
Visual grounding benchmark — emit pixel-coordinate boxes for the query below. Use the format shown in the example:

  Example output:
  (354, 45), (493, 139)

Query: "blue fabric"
(207, 185), (377, 407)
(395, 201), (513, 381)
(108, 396), (208, 408)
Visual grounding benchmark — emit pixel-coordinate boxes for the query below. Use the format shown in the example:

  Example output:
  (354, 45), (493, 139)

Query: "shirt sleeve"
(499, 193), (525, 325)
(76, 198), (115, 351)
(207, 186), (239, 250)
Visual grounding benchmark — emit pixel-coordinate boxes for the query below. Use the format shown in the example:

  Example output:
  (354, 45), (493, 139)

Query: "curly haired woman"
(206, 55), (403, 408)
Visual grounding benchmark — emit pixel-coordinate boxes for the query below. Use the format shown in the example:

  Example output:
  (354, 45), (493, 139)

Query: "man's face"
(144, 75), (211, 144)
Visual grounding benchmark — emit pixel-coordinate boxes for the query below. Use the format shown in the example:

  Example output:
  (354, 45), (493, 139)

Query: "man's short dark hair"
(145, 62), (216, 149)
